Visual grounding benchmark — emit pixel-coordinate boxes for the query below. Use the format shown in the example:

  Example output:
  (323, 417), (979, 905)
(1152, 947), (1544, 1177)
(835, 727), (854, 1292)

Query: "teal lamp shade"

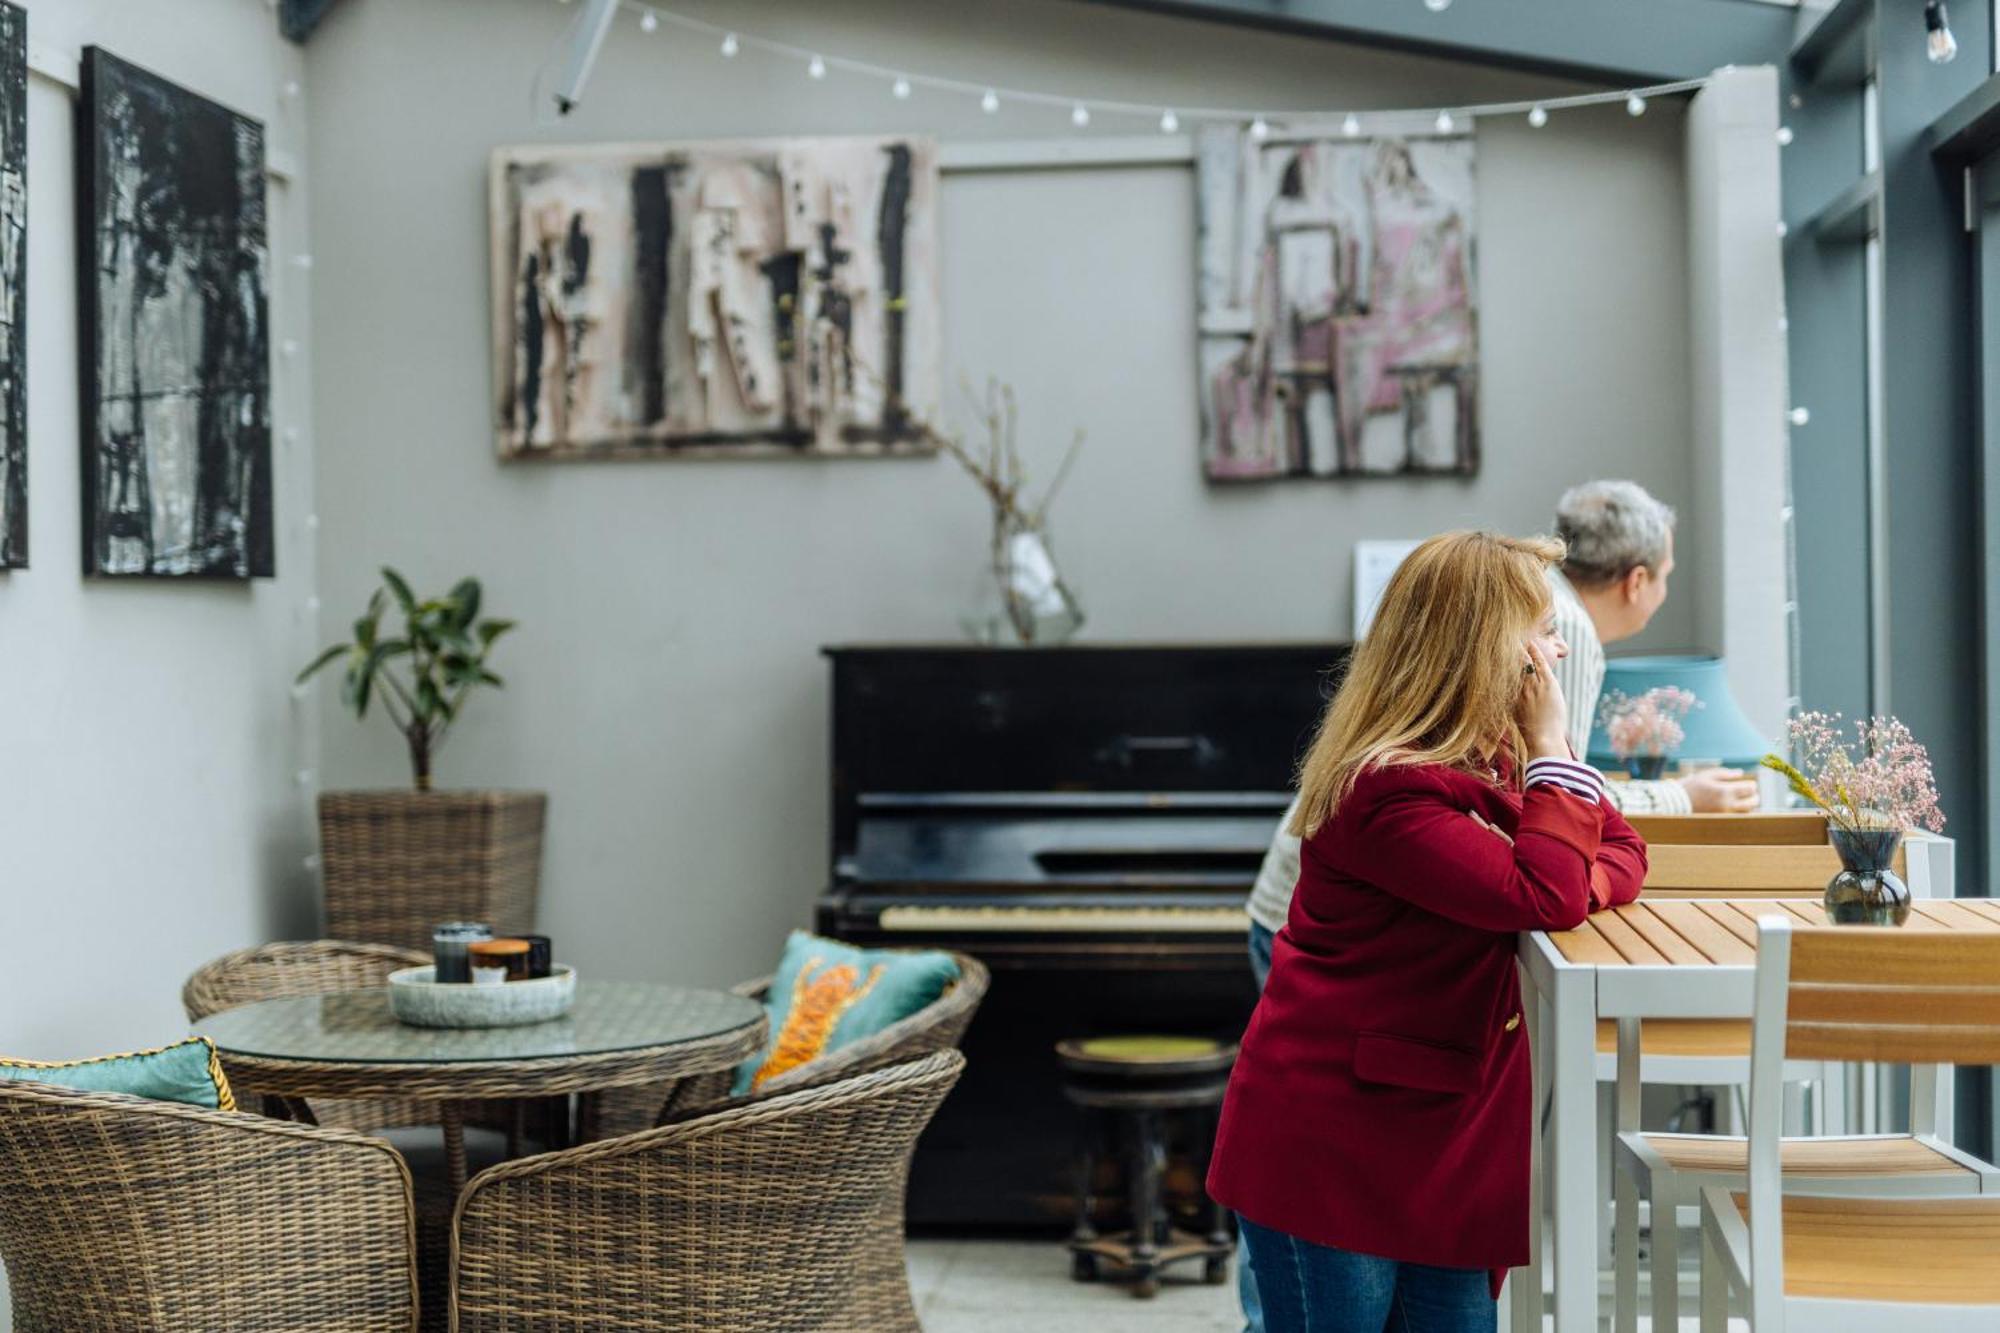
(1584, 655), (1771, 769)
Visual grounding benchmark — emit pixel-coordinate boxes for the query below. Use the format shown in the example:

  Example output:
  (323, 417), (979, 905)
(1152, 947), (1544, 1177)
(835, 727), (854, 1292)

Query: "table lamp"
(1584, 655), (1771, 769)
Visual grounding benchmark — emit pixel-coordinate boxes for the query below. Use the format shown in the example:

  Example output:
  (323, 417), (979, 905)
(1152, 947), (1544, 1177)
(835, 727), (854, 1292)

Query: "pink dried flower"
(1599, 687), (1700, 761)
(1767, 712), (1944, 833)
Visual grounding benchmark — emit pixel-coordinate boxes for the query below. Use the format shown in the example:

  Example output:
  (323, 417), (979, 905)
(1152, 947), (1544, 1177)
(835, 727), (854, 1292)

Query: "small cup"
(468, 937), (533, 982)
(433, 922), (493, 984)
(522, 935), (553, 980)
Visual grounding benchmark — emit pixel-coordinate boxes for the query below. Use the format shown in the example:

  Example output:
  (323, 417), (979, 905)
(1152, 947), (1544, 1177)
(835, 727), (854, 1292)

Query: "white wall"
(0, 1), (312, 1322)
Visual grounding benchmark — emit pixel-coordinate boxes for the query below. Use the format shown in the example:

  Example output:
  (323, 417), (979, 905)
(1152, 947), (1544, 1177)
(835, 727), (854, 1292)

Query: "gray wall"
(0, 2), (311, 1324)
(304, 0), (1698, 990)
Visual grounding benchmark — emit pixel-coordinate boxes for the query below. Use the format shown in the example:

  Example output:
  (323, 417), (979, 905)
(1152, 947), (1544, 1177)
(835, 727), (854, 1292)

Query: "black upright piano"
(816, 643), (1349, 1229)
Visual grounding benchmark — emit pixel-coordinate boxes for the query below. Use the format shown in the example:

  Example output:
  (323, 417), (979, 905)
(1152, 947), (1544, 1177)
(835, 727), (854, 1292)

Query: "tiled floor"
(908, 1239), (1753, 1331)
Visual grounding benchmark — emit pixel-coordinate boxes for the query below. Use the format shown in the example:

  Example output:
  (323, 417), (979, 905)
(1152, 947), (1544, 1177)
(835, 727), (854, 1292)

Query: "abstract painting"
(491, 136), (939, 460)
(0, 3), (23, 569)
(78, 48), (272, 578)
(1196, 126), (1478, 481)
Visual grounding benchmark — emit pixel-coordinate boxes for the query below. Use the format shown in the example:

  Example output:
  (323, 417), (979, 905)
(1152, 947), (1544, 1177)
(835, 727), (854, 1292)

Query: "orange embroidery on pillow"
(750, 956), (886, 1090)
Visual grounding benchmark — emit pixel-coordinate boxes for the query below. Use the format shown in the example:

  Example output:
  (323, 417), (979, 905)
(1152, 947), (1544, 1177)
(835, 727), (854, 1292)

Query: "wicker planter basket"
(319, 790), (546, 953)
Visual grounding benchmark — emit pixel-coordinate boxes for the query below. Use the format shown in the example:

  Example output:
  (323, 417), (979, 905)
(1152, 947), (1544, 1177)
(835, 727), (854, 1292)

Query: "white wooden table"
(1511, 896), (1996, 1332)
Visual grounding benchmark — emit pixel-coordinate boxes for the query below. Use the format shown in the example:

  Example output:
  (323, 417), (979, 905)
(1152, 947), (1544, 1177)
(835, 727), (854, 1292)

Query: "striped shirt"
(1245, 570), (1682, 934)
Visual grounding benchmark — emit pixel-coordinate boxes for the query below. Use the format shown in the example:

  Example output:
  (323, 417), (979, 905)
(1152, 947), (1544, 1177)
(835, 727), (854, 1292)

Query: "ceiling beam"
(1077, 0), (1796, 85)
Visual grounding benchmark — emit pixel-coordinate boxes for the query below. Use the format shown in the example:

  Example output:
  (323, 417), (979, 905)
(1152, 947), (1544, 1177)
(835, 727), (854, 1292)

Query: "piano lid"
(824, 644), (1349, 874)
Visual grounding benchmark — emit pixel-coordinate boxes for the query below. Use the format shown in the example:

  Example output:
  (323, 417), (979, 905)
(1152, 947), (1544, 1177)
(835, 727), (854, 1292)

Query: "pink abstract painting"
(1196, 128), (1478, 480)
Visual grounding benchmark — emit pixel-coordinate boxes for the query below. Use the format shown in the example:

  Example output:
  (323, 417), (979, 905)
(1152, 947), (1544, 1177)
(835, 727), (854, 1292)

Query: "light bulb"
(1342, 114), (1361, 138)
(1926, 1), (1959, 63)
(638, 8), (657, 33)
(1424, 0), (1452, 10)
(1527, 105), (1548, 128)
(892, 77), (911, 100)
(1778, 315), (1790, 333)
(1159, 108), (1179, 133)
(282, 339), (299, 358)
(1626, 94), (1647, 117)
(303, 854), (322, 873)
(1776, 220), (1789, 239)
(1435, 109), (1455, 134)
(282, 80), (301, 99)
(1071, 103), (1090, 128)
(1249, 117), (1270, 140)
(1788, 406), (1810, 427)
(1776, 126), (1795, 146)
(980, 88), (999, 114)
(807, 54), (826, 79)
(719, 32), (739, 57)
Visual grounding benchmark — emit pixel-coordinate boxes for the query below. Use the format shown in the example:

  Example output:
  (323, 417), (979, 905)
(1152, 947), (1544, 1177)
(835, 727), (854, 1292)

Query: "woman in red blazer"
(1208, 531), (1646, 1332)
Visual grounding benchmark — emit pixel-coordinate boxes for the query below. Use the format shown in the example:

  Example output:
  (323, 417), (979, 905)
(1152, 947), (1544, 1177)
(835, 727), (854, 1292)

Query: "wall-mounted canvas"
(1197, 126), (1478, 481)
(78, 48), (272, 578)
(491, 136), (939, 460)
(0, 2), (24, 569)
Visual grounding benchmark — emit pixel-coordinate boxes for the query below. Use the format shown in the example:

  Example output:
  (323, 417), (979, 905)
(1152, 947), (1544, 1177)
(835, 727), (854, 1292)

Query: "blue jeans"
(1239, 1219), (1495, 1333)
(1238, 921), (1278, 1331)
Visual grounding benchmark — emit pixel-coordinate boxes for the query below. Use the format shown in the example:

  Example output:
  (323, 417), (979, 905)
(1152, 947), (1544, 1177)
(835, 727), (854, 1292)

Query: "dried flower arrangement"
(1598, 686), (1701, 761)
(1761, 712), (1945, 833)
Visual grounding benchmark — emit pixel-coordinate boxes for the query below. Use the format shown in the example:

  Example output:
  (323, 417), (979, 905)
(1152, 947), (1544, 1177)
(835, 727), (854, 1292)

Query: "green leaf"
(416, 677), (443, 725)
(450, 578), (482, 630)
(479, 669), (505, 688)
(381, 567), (417, 616)
(353, 613), (379, 652)
(296, 644), (349, 685)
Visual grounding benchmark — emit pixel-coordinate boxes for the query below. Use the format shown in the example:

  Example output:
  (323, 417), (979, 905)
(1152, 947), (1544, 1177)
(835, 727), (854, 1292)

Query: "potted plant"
(1598, 686), (1700, 780)
(1762, 712), (1945, 926)
(298, 570), (543, 952)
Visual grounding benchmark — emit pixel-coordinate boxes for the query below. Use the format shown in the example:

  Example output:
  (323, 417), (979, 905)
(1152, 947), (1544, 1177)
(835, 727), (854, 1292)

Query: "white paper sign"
(1353, 540), (1425, 641)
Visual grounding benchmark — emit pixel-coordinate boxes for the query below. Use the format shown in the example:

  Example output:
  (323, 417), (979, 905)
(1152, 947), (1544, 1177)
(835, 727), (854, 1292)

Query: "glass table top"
(195, 980), (765, 1065)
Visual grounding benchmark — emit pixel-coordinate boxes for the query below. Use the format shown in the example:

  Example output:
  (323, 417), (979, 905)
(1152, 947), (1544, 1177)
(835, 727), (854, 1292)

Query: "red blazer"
(1207, 761), (1645, 1293)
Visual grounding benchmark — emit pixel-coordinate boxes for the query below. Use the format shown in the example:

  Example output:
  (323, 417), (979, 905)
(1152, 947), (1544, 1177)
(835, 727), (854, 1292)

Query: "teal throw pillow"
(0, 1037), (236, 1111)
(733, 931), (960, 1095)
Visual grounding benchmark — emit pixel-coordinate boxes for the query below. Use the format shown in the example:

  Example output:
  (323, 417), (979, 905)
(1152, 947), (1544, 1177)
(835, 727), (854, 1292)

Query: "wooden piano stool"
(1056, 1035), (1238, 1298)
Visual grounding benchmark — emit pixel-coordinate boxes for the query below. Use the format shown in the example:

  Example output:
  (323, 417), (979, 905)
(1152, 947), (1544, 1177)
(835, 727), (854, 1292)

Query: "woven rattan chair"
(585, 953), (986, 1331)
(0, 1079), (419, 1331)
(184, 939), (433, 1132)
(450, 1049), (965, 1333)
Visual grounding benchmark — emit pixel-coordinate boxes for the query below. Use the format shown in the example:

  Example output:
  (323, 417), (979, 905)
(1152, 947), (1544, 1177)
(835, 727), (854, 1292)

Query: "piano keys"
(817, 643), (1347, 1227)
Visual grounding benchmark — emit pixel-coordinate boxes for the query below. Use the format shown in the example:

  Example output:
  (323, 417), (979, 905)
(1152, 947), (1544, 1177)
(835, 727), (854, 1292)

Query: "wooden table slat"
(1586, 910), (1669, 965)
(1782, 900), (1829, 925)
(1901, 901), (1951, 930)
(1696, 899), (1763, 947)
(1916, 899), (1995, 931)
(1644, 900), (1758, 964)
(1548, 918), (1627, 965)
(1619, 904), (1709, 965)
(1953, 897), (2000, 925)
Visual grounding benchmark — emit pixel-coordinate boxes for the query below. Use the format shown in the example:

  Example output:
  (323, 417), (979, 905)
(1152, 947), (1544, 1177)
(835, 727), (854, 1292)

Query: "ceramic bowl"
(387, 964), (576, 1028)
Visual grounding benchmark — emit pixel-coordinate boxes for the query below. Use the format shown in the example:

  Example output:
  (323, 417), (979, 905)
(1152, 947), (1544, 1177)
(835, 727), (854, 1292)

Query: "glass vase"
(959, 522), (1084, 647)
(1624, 754), (1670, 781)
(1823, 828), (1910, 926)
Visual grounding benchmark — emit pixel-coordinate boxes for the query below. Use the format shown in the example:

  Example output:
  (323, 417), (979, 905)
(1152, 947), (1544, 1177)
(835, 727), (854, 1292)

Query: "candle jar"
(469, 937), (533, 983)
(432, 922), (493, 984)
(522, 935), (553, 979)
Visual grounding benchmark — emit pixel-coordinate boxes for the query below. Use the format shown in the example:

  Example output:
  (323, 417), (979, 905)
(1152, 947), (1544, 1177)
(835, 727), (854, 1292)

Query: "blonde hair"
(1292, 530), (1566, 838)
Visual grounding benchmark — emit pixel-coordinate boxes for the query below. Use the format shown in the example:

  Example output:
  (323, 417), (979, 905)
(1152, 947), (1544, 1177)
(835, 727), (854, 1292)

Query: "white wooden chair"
(1695, 915), (2000, 1331)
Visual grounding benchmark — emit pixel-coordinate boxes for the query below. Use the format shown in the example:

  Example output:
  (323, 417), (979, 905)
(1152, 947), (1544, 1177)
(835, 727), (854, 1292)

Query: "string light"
(1159, 108), (1180, 133)
(1776, 126), (1794, 146)
(1925, 1), (1959, 64)
(1788, 407), (1810, 427)
(892, 76), (911, 100)
(1249, 116), (1270, 140)
(571, 2), (1711, 136)
(1776, 220), (1789, 238)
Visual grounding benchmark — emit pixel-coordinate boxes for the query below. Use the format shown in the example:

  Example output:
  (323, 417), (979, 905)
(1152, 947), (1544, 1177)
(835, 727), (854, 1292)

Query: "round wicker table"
(197, 979), (767, 1194)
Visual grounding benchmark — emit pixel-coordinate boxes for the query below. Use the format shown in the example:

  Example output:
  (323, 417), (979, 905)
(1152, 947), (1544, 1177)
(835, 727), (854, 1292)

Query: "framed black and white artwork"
(78, 47), (272, 578)
(0, 2), (25, 569)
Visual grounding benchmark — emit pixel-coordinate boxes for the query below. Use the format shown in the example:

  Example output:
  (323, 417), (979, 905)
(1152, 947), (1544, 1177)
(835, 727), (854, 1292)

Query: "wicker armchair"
(450, 1049), (965, 1333)
(184, 939), (433, 1132)
(0, 1079), (418, 1331)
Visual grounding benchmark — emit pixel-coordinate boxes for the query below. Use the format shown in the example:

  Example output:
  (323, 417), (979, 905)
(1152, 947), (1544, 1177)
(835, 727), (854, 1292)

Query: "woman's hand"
(1517, 639), (1571, 760)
